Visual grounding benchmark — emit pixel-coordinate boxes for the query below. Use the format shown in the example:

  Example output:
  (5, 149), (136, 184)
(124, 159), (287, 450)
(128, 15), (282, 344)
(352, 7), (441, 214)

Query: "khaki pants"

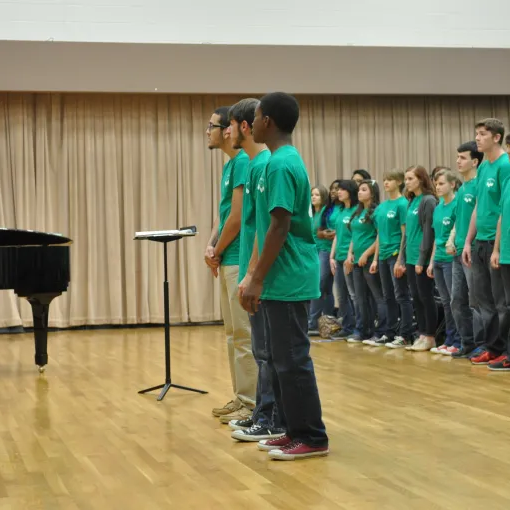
(219, 265), (257, 409)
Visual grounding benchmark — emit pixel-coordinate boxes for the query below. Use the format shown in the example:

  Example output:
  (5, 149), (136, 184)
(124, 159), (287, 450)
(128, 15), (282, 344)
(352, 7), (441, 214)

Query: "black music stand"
(134, 226), (208, 401)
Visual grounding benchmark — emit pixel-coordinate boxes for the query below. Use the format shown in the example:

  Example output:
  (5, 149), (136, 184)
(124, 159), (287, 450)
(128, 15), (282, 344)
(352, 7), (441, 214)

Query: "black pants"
(260, 300), (328, 448)
(472, 241), (510, 355)
(406, 264), (437, 337)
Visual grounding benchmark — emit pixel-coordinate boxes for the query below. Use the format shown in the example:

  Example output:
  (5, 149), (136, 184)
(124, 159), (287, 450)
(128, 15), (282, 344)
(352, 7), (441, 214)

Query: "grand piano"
(0, 229), (72, 372)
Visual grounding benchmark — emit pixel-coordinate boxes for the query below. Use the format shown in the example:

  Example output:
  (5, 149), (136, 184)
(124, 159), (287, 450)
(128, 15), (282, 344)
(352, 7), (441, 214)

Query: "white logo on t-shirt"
(442, 217), (452, 226)
(342, 217), (349, 224)
(387, 210), (396, 219)
(257, 177), (265, 193)
(412, 208), (419, 215)
(246, 183), (250, 194)
(464, 194), (474, 203)
(487, 178), (496, 188)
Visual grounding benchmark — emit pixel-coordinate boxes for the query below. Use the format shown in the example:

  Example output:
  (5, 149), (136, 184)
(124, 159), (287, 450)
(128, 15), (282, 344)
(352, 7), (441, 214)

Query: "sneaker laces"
(244, 424), (263, 434)
(280, 439), (303, 451)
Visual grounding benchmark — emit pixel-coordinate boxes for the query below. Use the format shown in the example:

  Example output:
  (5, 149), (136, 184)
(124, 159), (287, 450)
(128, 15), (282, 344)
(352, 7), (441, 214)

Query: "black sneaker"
(231, 424), (286, 442)
(451, 347), (477, 359)
(228, 417), (254, 431)
(330, 329), (351, 340)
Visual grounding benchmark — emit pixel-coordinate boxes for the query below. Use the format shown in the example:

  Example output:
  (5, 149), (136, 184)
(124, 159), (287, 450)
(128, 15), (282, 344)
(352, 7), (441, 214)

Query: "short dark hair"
(228, 98), (259, 127)
(259, 92), (299, 134)
(475, 118), (505, 145)
(457, 141), (484, 166)
(506, 134), (510, 145)
(352, 169), (371, 180)
(213, 106), (230, 128)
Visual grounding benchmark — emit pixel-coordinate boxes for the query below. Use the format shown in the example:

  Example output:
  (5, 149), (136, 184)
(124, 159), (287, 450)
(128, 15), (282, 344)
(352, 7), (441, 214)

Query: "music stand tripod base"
(134, 228), (208, 401)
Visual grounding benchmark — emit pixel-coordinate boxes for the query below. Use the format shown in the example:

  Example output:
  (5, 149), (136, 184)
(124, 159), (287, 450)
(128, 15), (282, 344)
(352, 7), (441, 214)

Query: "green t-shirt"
(350, 209), (377, 264)
(433, 196), (457, 262)
(405, 195), (423, 266)
(499, 178), (510, 264)
(475, 153), (510, 241)
(255, 145), (319, 301)
(454, 178), (477, 253)
(313, 204), (341, 253)
(238, 149), (270, 281)
(334, 206), (356, 261)
(374, 196), (407, 261)
(218, 150), (249, 266)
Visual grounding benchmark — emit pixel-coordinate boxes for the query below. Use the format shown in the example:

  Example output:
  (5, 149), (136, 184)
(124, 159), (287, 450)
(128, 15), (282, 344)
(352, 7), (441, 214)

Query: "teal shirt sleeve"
(267, 164), (295, 214)
(233, 156), (248, 188)
(398, 199), (408, 226)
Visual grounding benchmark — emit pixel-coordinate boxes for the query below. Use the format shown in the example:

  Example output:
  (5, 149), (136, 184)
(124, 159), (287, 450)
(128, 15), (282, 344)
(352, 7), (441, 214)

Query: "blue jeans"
(250, 311), (278, 428)
(433, 261), (461, 348)
(379, 256), (414, 340)
(451, 255), (484, 351)
(333, 260), (355, 334)
(308, 250), (335, 329)
(260, 300), (328, 448)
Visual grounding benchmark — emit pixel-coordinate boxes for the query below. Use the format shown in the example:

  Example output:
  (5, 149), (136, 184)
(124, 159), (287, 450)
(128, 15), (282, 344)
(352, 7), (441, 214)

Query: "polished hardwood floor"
(1, 325), (510, 510)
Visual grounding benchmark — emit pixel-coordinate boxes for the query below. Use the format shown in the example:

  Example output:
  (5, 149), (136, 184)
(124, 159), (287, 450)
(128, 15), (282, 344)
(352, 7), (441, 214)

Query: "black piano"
(0, 229), (72, 372)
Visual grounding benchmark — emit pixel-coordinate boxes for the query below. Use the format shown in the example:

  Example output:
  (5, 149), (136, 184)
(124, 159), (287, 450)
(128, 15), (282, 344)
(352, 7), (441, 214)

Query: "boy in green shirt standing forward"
(240, 92), (329, 460)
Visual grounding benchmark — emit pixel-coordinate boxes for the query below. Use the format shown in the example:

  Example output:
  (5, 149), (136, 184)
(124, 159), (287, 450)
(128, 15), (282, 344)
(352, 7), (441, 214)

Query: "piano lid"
(0, 229), (73, 247)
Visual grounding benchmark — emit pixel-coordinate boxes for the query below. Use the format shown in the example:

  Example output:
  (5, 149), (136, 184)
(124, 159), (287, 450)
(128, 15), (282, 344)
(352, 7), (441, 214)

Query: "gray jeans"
(451, 256), (484, 351)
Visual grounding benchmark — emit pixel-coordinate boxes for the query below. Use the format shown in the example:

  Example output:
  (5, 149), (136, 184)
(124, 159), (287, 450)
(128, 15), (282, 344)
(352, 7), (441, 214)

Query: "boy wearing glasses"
(205, 107), (257, 423)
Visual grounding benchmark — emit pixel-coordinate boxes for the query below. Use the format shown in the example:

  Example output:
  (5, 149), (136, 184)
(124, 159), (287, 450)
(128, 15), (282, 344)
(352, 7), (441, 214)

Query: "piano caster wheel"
(37, 365), (46, 373)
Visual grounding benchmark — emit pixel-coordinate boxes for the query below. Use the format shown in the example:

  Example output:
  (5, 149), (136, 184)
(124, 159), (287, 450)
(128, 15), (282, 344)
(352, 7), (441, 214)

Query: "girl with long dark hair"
(345, 180), (389, 343)
(397, 165), (438, 352)
(329, 180), (359, 338)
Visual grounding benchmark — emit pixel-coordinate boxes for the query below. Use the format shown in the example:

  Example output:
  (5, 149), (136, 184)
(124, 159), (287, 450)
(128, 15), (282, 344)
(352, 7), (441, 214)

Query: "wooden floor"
(1, 326), (510, 510)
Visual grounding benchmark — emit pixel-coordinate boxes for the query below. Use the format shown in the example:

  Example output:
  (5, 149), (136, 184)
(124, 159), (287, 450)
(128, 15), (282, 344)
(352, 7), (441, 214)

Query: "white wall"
(1, 0), (510, 48)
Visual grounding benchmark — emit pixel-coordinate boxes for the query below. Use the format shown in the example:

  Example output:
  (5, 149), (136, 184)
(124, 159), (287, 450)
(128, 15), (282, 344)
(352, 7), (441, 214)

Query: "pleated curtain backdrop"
(1, 93), (509, 328)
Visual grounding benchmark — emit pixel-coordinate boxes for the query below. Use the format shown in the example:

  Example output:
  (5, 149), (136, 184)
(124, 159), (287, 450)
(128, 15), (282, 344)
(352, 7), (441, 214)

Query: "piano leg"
(27, 293), (60, 373)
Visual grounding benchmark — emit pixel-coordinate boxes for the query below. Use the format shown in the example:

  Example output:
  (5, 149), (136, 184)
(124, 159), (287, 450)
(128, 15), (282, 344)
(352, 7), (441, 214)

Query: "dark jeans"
(334, 260), (355, 333)
(260, 300), (328, 448)
(352, 264), (388, 338)
(309, 250), (335, 329)
(433, 261), (461, 348)
(451, 255), (484, 351)
(250, 311), (278, 428)
(499, 265), (510, 356)
(406, 264), (438, 336)
(472, 240), (510, 355)
(379, 255), (414, 340)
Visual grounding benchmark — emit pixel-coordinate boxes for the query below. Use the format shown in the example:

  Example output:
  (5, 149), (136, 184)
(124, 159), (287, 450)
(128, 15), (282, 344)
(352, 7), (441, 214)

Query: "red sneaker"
(488, 355), (510, 371)
(257, 434), (292, 451)
(471, 350), (498, 365)
(268, 439), (329, 461)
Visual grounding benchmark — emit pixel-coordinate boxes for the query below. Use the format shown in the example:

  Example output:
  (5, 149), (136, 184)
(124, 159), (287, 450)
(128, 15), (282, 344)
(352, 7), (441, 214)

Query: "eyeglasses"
(207, 122), (227, 130)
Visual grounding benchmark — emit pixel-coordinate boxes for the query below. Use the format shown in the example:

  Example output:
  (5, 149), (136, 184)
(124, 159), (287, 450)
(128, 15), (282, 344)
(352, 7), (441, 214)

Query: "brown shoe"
(219, 406), (252, 424)
(212, 399), (242, 417)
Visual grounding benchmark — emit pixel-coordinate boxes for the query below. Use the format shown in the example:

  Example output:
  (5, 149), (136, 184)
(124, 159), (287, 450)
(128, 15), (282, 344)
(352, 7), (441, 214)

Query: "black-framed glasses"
(207, 122), (227, 130)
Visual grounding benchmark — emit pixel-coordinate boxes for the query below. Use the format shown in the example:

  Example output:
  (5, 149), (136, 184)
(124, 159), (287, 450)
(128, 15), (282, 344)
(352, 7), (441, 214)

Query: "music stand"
(134, 226), (208, 401)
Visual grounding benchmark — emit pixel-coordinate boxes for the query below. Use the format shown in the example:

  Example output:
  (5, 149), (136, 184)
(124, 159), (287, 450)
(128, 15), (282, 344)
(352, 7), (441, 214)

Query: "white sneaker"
(411, 337), (436, 352)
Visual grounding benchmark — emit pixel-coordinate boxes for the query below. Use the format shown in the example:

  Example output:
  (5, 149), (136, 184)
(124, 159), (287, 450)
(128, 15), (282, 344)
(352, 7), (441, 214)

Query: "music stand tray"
(134, 227), (208, 401)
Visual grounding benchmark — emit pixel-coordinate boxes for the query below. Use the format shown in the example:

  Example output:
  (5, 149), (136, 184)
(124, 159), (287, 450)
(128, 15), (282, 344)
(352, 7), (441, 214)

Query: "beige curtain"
(1, 93), (509, 328)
